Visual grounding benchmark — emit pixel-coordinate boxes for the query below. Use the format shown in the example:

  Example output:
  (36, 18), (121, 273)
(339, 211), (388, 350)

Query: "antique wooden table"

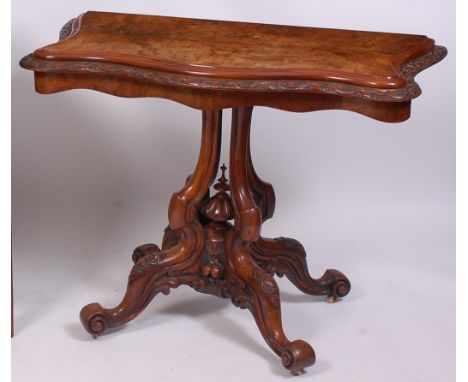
(20, 11), (446, 375)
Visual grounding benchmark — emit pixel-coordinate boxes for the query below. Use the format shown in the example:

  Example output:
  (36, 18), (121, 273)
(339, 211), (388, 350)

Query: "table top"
(20, 11), (446, 122)
(34, 11), (434, 88)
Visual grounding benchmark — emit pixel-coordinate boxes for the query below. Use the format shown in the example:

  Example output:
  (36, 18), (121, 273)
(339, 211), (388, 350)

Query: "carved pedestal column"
(80, 107), (350, 375)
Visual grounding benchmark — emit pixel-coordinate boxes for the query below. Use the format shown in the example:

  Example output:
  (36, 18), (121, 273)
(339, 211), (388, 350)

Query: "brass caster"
(327, 294), (338, 304)
(291, 368), (306, 376)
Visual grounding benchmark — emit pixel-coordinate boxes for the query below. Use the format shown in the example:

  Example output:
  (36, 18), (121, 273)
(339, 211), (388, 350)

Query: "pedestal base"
(80, 107), (350, 375)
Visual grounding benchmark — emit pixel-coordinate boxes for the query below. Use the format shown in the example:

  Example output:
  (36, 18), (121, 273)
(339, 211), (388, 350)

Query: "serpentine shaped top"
(20, 11), (446, 102)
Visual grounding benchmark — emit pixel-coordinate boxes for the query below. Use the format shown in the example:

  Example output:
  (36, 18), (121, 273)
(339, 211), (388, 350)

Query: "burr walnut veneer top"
(33, 11), (435, 89)
(20, 11), (446, 121)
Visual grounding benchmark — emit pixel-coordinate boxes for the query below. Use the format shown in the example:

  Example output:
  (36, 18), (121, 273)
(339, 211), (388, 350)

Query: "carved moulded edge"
(19, 44), (447, 102)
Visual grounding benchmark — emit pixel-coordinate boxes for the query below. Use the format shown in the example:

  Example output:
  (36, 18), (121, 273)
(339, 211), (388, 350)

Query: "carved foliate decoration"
(20, 45), (446, 102)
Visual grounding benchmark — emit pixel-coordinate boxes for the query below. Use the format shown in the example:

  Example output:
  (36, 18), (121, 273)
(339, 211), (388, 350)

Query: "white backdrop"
(12, 1), (455, 382)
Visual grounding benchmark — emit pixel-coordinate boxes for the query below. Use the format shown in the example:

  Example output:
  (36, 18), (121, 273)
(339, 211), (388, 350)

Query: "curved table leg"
(228, 107), (315, 374)
(226, 231), (315, 375)
(250, 237), (351, 302)
(80, 110), (222, 337)
(241, 106), (350, 303)
(80, 222), (205, 337)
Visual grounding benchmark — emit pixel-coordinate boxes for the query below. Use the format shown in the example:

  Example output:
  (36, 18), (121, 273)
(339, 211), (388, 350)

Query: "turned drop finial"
(202, 164), (234, 221)
(214, 163), (229, 193)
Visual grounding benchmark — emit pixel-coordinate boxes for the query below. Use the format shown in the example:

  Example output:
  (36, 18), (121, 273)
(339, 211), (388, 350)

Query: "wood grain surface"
(34, 11), (435, 88)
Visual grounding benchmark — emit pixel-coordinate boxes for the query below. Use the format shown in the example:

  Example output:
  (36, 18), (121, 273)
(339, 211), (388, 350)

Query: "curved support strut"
(168, 110), (222, 229)
(246, 129), (276, 222)
(229, 107), (262, 242)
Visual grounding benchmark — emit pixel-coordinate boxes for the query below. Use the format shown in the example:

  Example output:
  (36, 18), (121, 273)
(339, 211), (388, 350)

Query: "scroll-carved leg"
(226, 231), (315, 375)
(228, 107), (315, 374)
(250, 237), (350, 302)
(80, 222), (205, 337)
(241, 106), (350, 303)
(80, 110), (222, 337)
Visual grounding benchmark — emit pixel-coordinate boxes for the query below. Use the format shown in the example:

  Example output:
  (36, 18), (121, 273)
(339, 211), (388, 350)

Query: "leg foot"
(281, 339), (316, 375)
(80, 302), (109, 338)
(250, 236), (351, 301)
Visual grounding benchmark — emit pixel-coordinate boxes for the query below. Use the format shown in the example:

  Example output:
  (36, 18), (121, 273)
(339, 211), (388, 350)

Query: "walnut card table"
(20, 11), (446, 375)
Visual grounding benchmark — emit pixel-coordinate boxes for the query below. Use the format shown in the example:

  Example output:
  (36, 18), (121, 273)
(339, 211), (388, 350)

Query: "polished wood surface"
(19, 12), (446, 375)
(34, 11), (433, 88)
(20, 11), (447, 118)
